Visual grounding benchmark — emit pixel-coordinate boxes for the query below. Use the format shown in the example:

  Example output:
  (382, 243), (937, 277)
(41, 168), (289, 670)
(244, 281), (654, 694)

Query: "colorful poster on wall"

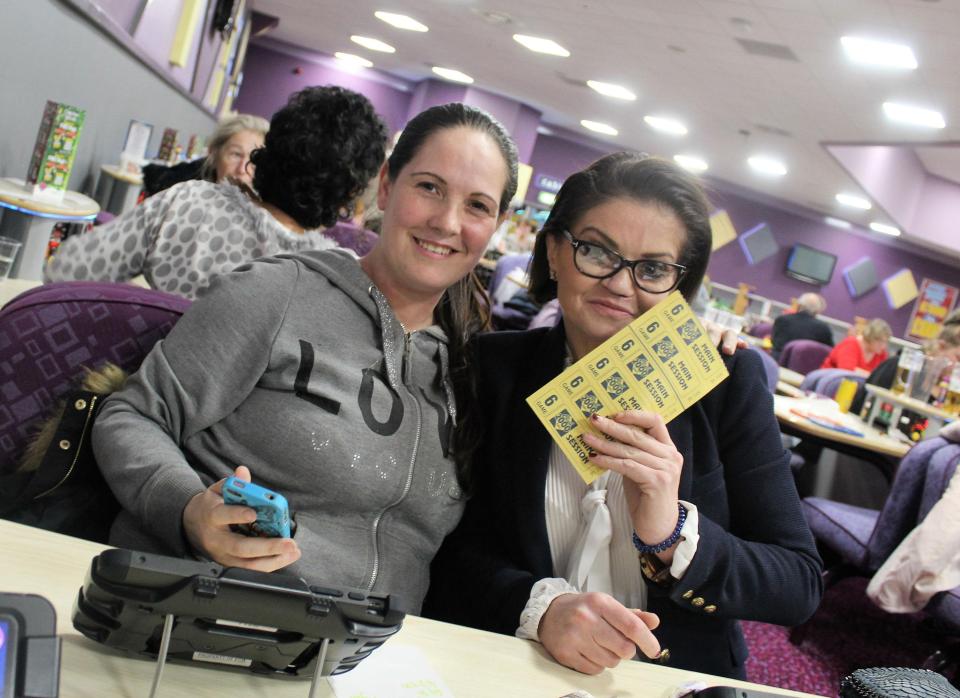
(906, 278), (958, 341)
(709, 210), (737, 251)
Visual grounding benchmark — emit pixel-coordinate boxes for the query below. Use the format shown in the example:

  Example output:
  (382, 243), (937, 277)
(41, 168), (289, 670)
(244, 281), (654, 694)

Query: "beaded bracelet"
(632, 503), (687, 554)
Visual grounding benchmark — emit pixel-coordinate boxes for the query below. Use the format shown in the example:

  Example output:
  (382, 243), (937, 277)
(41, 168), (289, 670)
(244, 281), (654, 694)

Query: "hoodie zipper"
(366, 331), (422, 591)
(34, 394), (99, 499)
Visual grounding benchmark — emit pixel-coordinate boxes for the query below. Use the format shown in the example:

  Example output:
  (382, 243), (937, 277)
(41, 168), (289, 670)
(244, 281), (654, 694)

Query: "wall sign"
(906, 278), (958, 341)
(535, 174), (563, 193)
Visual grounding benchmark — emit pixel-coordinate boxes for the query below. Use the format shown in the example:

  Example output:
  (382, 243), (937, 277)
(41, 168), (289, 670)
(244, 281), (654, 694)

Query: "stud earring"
(549, 268), (557, 281)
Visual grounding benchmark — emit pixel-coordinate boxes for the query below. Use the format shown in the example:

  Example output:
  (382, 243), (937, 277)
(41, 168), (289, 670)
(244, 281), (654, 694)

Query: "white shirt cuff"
(515, 577), (578, 642)
(669, 500), (700, 580)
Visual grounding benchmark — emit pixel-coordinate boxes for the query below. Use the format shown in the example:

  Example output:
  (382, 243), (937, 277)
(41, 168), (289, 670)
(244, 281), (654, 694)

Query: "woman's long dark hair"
(386, 103), (519, 494)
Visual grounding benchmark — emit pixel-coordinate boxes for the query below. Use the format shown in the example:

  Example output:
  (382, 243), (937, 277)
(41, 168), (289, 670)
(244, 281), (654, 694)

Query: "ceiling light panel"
(824, 217), (852, 229)
(432, 67), (473, 83)
(513, 34), (570, 57)
(835, 193), (872, 210)
(841, 36), (917, 70)
(644, 115), (688, 136)
(580, 120), (618, 136)
(334, 52), (373, 68)
(586, 80), (636, 101)
(350, 35), (395, 53)
(748, 156), (788, 177)
(674, 154), (708, 173)
(882, 102), (946, 129)
(374, 11), (428, 32)
(870, 222), (901, 236)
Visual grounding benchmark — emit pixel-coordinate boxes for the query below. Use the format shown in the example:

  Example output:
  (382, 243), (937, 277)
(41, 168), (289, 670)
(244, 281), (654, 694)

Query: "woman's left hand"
(582, 411), (683, 551)
(701, 319), (745, 355)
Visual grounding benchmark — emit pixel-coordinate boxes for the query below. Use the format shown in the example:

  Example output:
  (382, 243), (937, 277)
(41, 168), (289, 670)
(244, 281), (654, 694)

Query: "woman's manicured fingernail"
(588, 450), (597, 458)
(590, 413), (600, 422)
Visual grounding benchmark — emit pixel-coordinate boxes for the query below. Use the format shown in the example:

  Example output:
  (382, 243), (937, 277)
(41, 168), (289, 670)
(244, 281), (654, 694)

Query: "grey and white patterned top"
(44, 180), (337, 299)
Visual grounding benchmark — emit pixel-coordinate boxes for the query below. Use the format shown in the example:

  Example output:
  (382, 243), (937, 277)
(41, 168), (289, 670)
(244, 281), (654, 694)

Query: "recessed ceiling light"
(580, 119), (618, 136)
(748, 155), (788, 176)
(431, 66), (473, 84)
(536, 125), (554, 136)
(644, 115), (688, 136)
(586, 80), (636, 101)
(513, 34), (570, 57)
(334, 52), (373, 68)
(374, 11), (428, 32)
(673, 154), (708, 173)
(824, 216), (852, 229)
(841, 36), (917, 70)
(835, 193), (872, 210)
(870, 221), (901, 236)
(350, 35), (395, 53)
(882, 102), (946, 129)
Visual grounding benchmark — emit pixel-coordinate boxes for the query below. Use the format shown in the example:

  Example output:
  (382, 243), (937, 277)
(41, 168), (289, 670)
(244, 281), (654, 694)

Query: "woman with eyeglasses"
(424, 152), (822, 679)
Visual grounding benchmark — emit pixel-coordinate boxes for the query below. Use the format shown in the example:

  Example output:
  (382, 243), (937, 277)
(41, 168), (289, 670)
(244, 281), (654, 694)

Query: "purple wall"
(132, 0), (208, 92)
(234, 40), (413, 133)
(707, 189), (960, 337)
(528, 132), (608, 190)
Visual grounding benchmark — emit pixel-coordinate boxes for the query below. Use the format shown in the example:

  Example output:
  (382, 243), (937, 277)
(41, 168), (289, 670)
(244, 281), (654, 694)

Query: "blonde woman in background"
(821, 317), (892, 374)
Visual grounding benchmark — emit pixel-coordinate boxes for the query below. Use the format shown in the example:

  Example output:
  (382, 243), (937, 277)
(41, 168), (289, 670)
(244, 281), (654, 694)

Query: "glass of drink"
(835, 378), (859, 413)
(892, 348), (924, 395)
(942, 364), (960, 416)
(910, 355), (951, 402)
(0, 237), (23, 280)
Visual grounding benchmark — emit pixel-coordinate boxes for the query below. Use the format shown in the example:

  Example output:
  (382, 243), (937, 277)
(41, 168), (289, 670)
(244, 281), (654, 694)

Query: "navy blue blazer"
(424, 323), (823, 678)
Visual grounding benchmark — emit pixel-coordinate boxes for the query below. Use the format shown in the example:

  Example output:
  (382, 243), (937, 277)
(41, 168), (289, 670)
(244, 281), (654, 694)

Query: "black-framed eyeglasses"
(560, 229), (687, 294)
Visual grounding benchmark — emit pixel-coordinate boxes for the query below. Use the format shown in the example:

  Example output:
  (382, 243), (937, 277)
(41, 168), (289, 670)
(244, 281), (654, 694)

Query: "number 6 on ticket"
(526, 292), (729, 484)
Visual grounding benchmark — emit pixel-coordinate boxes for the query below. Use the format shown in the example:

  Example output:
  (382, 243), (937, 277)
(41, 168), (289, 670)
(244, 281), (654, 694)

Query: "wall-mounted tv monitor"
(785, 243), (837, 285)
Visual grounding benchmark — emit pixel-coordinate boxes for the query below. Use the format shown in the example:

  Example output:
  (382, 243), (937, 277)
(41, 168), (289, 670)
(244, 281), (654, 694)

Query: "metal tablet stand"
(147, 614), (331, 698)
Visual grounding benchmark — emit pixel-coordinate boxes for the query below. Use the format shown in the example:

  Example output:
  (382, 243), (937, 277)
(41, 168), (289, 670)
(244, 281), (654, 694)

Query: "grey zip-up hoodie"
(93, 249), (465, 612)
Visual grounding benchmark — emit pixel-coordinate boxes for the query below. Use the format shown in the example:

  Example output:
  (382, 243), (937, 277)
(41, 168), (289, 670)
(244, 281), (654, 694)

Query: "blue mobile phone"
(222, 476), (291, 538)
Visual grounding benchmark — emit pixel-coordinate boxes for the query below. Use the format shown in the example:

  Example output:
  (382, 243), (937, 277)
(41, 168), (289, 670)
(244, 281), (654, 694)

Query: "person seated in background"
(821, 318), (891, 374)
(141, 113), (270, 196)
(424, 152), (822, 679)
(850, 317), (960, 414)
(43, 86), (387, 299)
(770, 292), (833, 360)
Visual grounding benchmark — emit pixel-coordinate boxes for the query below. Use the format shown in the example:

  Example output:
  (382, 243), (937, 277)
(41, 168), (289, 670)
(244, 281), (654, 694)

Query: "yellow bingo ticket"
(526, 292), (729, 484)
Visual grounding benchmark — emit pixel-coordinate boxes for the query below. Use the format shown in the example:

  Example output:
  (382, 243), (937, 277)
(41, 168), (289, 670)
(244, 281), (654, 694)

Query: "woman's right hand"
(538, 592), (661, 674)
(182, 465), (301, 572)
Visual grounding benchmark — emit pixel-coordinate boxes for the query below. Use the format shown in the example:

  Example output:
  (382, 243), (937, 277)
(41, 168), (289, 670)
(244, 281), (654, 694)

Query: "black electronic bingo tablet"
(72, 549), (404, 680)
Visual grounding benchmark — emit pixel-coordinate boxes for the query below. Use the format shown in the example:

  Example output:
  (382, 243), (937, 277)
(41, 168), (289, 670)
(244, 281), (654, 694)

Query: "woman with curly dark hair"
(44, 86), (387, 299)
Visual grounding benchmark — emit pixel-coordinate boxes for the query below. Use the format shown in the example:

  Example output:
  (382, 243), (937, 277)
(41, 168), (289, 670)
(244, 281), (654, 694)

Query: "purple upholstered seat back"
(799, 368), (864, 398)
(918, 441), (960, 522)
(747, 320), (772, 338)
(747, 345), (779, 392)
(779, 339), (833, 375)
(864, 436), (949, 570)
(321, 221), (379, 257)
(0, 282), (190, 471)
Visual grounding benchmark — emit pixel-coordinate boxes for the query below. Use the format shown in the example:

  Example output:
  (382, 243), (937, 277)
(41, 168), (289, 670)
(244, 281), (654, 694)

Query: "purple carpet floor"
(742, 577), (951, 697)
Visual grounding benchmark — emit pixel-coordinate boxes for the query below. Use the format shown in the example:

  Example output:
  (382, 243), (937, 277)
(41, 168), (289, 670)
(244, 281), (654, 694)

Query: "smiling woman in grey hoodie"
(92, 102), (519, 612)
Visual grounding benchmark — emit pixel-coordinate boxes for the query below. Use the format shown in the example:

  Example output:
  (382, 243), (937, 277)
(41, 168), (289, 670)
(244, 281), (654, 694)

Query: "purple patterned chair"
(748, 345), (779, 393)
(799, 367), (865, 398)
(779, 338), (833, 375)
(321, 221), (379, 257)
(801, 437), (948, 575)
(0, 281), (190, 473)
(747, 320), (773, 339)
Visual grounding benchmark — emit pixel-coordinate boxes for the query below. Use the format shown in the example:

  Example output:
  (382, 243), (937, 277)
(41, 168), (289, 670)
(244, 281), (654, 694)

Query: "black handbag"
(840, 668), (959, 698)
(0, 389), (120, 543)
